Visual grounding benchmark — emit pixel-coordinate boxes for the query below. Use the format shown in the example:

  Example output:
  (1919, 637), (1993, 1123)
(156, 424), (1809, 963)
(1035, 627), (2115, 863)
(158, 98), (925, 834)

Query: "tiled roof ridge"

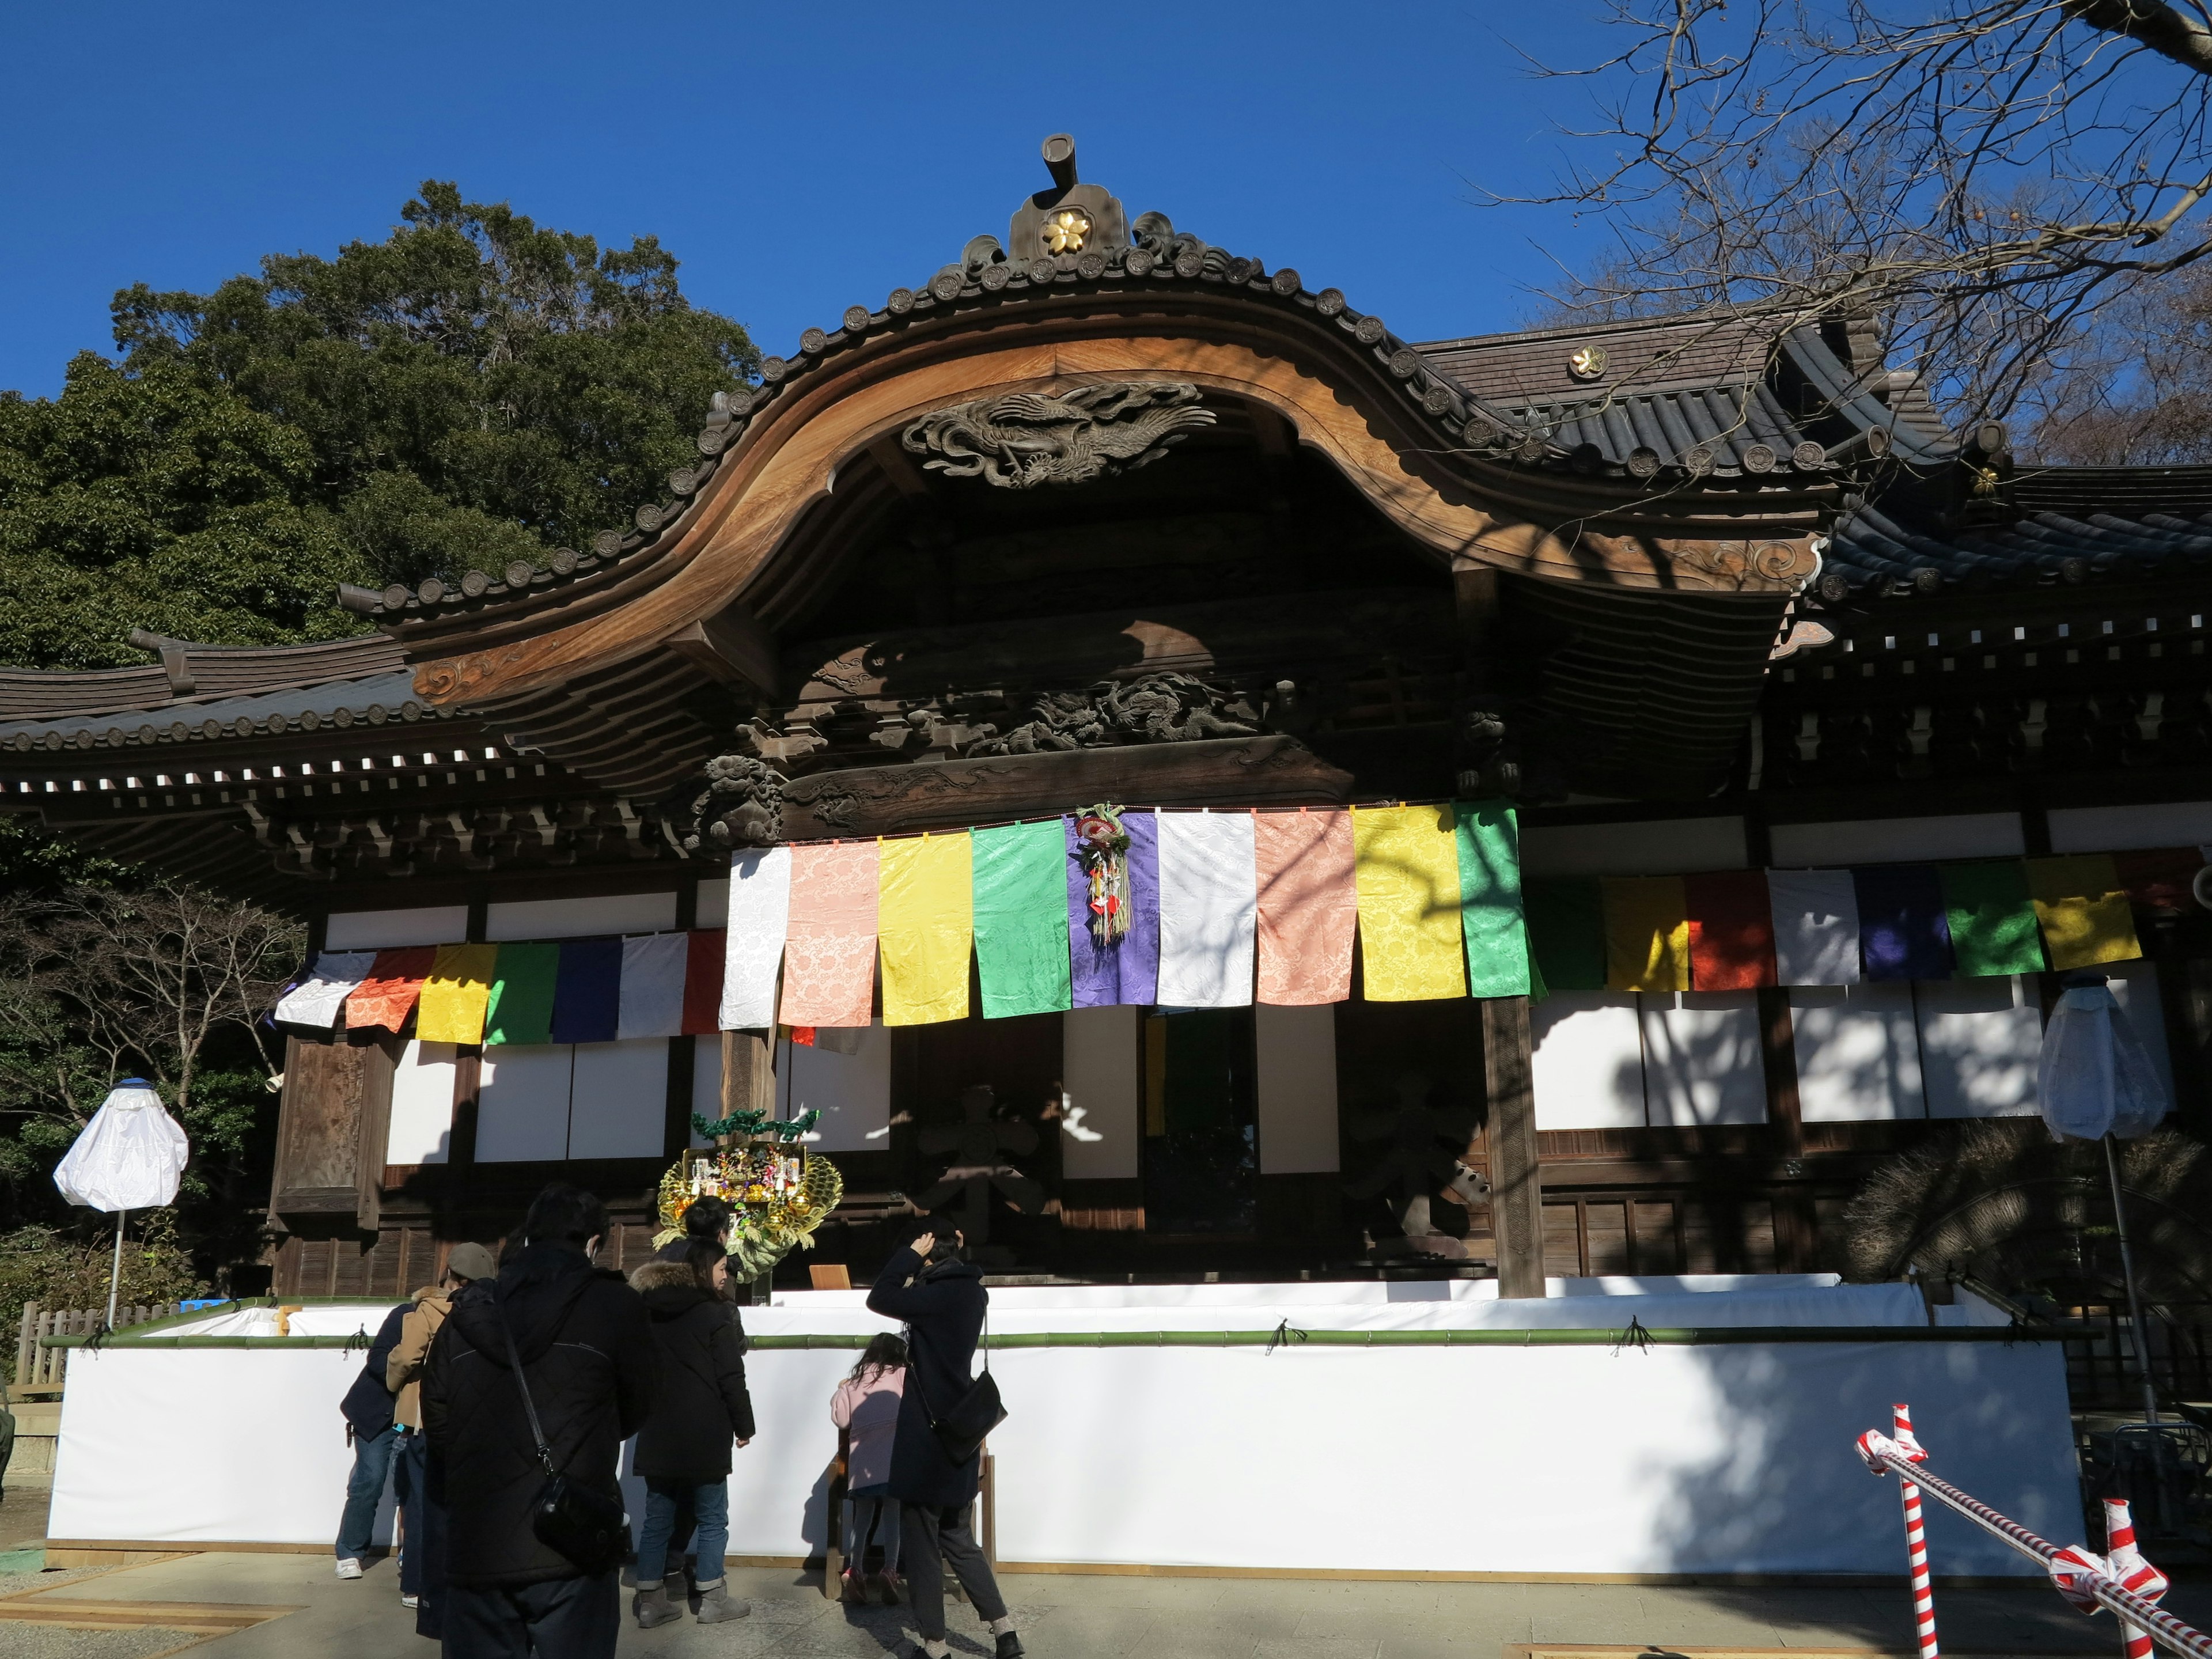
(335, 219), (1857, 635)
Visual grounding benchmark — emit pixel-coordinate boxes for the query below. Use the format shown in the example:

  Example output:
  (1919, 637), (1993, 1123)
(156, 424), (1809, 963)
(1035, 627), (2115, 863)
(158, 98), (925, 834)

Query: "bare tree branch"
(1508, 2), (2212, 429)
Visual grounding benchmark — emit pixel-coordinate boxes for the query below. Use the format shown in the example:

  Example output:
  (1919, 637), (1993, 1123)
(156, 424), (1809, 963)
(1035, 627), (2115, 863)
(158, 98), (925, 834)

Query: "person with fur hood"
(627, 1238), (756, 1628)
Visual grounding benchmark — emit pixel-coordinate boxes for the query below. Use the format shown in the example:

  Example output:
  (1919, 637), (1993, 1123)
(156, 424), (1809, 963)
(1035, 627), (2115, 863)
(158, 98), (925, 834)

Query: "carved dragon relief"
(963, 672), (1260, 755)
(902, 382), (1215, 489)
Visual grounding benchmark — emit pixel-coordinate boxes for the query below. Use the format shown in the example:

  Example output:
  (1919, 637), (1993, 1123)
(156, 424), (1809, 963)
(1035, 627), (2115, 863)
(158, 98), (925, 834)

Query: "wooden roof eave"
(400, 289), (1831, 717)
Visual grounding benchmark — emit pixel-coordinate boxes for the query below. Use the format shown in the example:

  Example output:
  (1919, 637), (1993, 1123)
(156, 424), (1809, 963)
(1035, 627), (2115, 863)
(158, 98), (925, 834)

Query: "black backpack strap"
(494, 1300), (556, 1477)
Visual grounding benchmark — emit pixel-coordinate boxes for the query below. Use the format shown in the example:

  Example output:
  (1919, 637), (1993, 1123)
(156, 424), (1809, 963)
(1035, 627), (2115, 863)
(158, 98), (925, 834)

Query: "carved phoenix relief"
(902, 382), (1215, 489)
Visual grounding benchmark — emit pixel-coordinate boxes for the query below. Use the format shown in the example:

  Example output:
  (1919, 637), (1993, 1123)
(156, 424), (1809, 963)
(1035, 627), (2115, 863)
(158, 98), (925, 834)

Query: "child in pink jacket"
(831, 1332), (908, 1604)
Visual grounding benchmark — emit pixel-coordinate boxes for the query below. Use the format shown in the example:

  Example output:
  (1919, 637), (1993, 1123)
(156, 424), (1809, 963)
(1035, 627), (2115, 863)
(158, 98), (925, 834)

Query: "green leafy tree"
(0, 180), (758, 671)
(112, 179), (759, 592)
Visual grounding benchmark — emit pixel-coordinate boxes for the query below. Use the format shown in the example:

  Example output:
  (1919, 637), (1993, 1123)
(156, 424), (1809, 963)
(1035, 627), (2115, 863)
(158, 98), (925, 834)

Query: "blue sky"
(1, 5), (1622, 399)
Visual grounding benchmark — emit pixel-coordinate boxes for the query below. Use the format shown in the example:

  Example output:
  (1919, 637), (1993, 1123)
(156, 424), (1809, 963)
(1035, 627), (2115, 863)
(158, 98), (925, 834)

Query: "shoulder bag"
(907, 1304), (1007, 1464)
(495, 1304), (627, 1577)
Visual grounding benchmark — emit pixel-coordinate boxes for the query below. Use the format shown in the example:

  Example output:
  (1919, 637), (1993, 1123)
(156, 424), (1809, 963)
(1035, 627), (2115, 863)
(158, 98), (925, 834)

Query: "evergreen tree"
(0, 181), (758, 669)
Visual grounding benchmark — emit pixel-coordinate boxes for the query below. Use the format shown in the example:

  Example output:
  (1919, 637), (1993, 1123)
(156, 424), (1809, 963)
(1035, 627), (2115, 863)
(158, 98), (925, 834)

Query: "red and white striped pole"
(2105, 1499), (2168, 1659)
(1892, 1403), (1940, 1659)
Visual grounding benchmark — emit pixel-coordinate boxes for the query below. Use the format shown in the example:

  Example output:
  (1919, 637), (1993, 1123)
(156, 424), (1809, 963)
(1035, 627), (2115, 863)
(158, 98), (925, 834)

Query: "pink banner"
(1254, 809), (1356, 1005)
(779, 841), (881, 1028)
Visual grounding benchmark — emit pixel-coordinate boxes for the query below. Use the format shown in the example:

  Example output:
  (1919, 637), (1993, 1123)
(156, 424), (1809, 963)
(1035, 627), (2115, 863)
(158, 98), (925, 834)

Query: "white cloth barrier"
(48, 1283), (2072, 1575)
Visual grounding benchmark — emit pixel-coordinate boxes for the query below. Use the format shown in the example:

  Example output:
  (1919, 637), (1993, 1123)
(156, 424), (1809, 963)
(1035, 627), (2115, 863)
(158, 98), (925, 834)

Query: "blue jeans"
(335, 1422), (397, 1560)
(637, 1478), (727, 1586)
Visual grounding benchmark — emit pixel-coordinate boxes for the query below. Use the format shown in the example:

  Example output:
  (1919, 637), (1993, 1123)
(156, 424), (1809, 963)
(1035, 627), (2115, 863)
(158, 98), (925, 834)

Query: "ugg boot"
(872, 1569), (907, 1605)
(631, 1581), (682, 1630)
(694, 1578), (751, 1623)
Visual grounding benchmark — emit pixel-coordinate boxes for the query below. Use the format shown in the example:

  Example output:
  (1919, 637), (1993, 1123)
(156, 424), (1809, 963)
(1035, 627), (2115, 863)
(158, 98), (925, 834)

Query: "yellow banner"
(1351, 805), (1468, 1001)
(878, 832), (975, 1025)
(1603, 876), (1690, 992)
(415, 942), (499, 1044)
(2026, 855), (2142, 970)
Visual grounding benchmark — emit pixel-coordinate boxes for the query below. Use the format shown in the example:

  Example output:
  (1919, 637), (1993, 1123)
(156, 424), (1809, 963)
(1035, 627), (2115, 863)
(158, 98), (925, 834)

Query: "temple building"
(2, 138), (2203, 1297)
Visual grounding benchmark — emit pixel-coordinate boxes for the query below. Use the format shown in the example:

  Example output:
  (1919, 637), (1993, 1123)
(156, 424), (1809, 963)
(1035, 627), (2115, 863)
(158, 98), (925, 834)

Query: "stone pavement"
(2, 1546), (2203, 1659)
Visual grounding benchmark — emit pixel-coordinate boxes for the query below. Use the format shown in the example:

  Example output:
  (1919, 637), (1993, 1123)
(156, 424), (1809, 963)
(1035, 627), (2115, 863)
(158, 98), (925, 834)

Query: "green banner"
(972, 820), (1073, 1018)
(1453, 800), (1529, 998)
(1940, 861), (2046, 978)
(1524, 877), (1607, 991)
(483, 941), (559, 1045)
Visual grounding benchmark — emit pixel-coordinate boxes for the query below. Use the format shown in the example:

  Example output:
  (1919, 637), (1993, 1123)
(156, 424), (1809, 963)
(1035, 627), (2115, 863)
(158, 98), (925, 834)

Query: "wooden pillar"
(722, 1029), (777, 1120)
(1483, 995), (1544, 1299)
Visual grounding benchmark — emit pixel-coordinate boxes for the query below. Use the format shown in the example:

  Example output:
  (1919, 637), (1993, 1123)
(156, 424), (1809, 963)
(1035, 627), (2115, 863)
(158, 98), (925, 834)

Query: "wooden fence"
(11, 1302), (187, 1392)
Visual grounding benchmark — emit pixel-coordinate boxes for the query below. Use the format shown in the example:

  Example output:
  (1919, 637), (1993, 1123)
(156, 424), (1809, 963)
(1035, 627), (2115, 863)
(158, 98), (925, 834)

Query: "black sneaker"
(995, 1634), (1026, 1659)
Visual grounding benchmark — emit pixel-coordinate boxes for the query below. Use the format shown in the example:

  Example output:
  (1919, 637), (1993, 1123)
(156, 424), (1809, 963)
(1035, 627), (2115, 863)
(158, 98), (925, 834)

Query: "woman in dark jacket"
(628, 1240), (755, 1628)
(867, 1226), (1022, 1659)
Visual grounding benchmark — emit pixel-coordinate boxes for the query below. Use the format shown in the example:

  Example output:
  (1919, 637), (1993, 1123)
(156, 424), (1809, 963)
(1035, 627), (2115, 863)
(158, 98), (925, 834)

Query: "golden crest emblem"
(1041, 208), (1092, 255)
(1567, 344), (1609, 380)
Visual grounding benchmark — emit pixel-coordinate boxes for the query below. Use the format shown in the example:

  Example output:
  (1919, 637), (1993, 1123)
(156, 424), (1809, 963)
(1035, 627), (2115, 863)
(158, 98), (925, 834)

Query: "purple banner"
(1851, 863), (1952, 982)
(1066, 811), (1160, 1007)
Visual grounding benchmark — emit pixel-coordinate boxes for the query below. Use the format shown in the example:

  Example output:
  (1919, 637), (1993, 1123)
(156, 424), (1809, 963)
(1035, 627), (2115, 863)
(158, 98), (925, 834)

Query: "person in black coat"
(334, 1299), (410, 1578)
(651, 1194), (732, 1263)
(626, 1240), (755, 1628)
(422, 1184), (654, 1659)
(866, 1225), (1022, 1659)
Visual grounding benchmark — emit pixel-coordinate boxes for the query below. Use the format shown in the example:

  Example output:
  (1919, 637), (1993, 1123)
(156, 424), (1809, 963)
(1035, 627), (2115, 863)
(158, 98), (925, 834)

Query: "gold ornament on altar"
(655, 1137), (844, 1282)
(1041, 209), (1091, 254)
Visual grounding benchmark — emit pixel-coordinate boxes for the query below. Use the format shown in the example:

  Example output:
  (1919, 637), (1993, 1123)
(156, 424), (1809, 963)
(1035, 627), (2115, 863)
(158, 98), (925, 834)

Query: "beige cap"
(446, 1243), (498, 1282)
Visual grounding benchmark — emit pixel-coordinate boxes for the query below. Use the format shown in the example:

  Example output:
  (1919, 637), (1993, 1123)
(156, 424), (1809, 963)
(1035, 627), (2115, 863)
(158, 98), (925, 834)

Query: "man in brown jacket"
(388, 1243), (495, 1618)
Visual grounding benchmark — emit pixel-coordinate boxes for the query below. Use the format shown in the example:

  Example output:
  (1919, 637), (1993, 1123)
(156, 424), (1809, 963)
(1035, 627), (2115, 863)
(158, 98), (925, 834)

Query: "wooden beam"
(663, 601), (779, 698)
(1482, 996), (1544, 1299)
(779, 736), (1351, 840)
(865, 434), (935, 502)
(722, 1029), (777, 1122)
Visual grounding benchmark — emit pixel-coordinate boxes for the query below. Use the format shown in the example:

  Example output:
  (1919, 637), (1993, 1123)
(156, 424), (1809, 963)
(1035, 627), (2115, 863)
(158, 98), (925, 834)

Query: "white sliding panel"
(476, 1046), (575, 1162)
(1255, 1003), (1340, 1174)
(1062, 1006), (1142, 1177)
(1790, 983), (1926, 1123)
(1639, 992), (1767, 1127)
(782, 1025), (893, 1152)
(1531, 992), (1647, 1129)
(384, 1040), (458, 1164)
(569, 1039), (671, 1160)
(1917, 976), (2041, 1119)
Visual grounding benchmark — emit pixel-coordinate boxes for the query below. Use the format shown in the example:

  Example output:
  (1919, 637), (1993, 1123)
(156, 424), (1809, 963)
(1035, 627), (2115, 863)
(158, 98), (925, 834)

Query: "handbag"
(495, 1304), (627, 1578)
(907, 1305), (1007, 1464)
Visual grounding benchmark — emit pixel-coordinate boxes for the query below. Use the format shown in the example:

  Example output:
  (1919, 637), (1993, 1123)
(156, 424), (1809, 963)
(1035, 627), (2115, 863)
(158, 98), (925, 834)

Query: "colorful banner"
(2027, 855), (2143, 970)
(681, 929), (725, 1036)
(550, 938), (622, 1044)
(1684, 870), (1775, 990)
(1157, 810), (1259, 1009)
(1939, 862), (2043, 978)
(1767, 869), (1861, 987)
(484, 942), (558, 1046)
(415, 942), (499, 1044)
(1454, 801), (1529, 998)
(1603, 876), (1688, 993)
(1352, 805), (1468, 1001)
(344, 947), (438, 1034)
(1852, 865), (1952, 982)
(721, 846), (791, 1030)
(1067, 811), (1160, 1007)
(972, 821), (1072, 1019)
(878, 832), (974, 1026)
(1253, 809), (1356, 1005)
(781, 840), (882, 1028)
(616, 931), (690, 1039)
(274, 952), (377, 1029)
(1524, 878), (1606, 992)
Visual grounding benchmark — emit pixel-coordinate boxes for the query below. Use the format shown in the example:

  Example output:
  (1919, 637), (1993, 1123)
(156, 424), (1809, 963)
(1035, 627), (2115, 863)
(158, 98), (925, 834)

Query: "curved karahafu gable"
(381, 198), (1835, 719)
